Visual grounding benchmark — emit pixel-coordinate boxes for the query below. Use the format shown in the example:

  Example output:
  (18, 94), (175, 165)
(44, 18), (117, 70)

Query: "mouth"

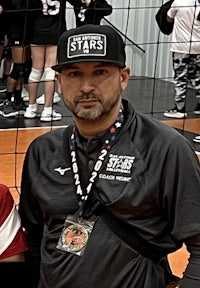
(77, 99), (99, 107)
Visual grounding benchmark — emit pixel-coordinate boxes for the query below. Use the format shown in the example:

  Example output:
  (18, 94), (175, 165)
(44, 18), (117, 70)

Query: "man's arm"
(167, 15), (174, 23)
(19, 148), (44, 288)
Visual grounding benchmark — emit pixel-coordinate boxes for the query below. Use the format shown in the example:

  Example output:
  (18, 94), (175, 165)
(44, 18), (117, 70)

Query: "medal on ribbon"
(57, 215), (94, 256)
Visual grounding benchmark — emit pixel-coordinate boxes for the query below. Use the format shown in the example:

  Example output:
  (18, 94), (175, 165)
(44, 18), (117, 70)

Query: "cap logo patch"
(67, 33), (106, 58)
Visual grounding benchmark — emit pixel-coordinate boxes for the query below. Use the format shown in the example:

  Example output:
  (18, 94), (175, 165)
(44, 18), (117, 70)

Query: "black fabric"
(11, 0), (26, 10)
(19, 99), (200, 288)
(100, 210), (180, 287)
(24, 253), (41, 288)
(180, 234), (200, 288)
(14, 89), (22, 104)
(30, 0), (67, 45)
(52, 24), (126, 72)
(70, 0), (113, 27)
(159, 258), (180, 288)
(100, 210), (178, 263)
(197, 12), (200, 21)
(0, 0), (7, 39)
(0, 262), (27, 288)
(5, 91), (13, 101)
(5, 0), (33, 45)
(155, 0), (174, 35)
(9, 63), (24, 81)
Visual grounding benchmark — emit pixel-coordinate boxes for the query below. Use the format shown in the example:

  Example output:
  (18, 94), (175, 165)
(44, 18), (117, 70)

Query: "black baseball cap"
(52, 24), (126, 72)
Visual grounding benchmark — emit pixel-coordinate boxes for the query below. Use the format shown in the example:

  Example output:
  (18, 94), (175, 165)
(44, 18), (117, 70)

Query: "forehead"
(61, 62), (119, 71)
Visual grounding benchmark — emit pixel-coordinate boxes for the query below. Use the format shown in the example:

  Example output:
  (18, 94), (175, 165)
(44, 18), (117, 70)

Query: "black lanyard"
(69, 109), (124, 213)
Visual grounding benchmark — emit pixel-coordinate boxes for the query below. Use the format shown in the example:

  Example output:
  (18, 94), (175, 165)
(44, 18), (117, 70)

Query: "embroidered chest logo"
(106, 154), (135, 174)
(54, 167), (71, 175)
(99, 154), (135, 183)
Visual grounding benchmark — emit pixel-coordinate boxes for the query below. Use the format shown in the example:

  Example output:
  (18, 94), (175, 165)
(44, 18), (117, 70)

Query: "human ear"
(120, 67), (130, 91)
(56, 73), (62, 94)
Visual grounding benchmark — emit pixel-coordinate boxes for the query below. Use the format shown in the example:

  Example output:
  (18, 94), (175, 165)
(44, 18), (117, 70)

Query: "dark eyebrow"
(62, 62), (114, 70)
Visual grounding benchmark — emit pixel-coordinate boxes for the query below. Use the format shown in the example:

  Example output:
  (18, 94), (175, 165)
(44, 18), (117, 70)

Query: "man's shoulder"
(30, 126), (72, 148)
(136, 112), (184, 143)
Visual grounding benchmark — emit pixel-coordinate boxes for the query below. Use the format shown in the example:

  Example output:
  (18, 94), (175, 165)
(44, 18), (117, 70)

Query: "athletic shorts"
(31, 29), (62, 46)
(7, 14), (31, 46)
(31, 14), (66, 45)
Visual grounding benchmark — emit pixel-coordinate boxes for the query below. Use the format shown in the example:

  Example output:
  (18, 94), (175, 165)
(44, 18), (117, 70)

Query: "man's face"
(57, 62), (130, 121)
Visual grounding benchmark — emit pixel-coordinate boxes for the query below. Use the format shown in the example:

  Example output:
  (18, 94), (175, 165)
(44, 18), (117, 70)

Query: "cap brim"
(52, 59), (125, 72)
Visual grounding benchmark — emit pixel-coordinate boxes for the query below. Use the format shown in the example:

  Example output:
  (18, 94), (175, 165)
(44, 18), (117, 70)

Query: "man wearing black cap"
(19, 24), (200, 288)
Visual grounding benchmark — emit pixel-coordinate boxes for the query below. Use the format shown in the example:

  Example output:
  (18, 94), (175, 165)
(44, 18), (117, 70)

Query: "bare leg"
(6, 46), (27, 93)
(28, 45), (45, 104)
(43, 45), (57, 107)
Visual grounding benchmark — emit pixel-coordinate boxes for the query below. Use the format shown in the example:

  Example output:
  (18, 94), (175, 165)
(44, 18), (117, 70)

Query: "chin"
(76, 108), (103, 120)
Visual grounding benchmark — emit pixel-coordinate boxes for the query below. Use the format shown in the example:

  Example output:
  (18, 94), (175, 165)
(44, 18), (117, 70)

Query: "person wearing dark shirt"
(24, 0), (67, 122)
(0, 0), (32, 117)
(70, 0), (112, 27)
(19, 24), (200, 288)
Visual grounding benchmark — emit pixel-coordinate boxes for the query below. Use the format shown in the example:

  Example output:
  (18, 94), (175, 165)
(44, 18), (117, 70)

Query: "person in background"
(0, 2), (6, 103)
(0, 0), (32, 118)
(19, 24), (200, 288)
(0, 2), (12, 96)
(24, 0), (68, 122)
(70, 0), (112, 27)
(0, 1), (8, 92)
(0, 44), (12, 94)
(0, 184), (28, 287)
(164, 0), (200, 119)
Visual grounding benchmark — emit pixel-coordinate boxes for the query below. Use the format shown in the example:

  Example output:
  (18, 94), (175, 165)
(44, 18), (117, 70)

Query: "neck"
(73, 102), (122, 139)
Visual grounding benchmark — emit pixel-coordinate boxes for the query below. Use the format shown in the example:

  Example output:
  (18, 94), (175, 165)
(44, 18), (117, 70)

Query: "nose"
(79, 76), (95, 93)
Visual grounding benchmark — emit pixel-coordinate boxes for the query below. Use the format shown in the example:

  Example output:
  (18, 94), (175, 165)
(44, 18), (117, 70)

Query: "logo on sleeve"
(67, 33), (106, 58)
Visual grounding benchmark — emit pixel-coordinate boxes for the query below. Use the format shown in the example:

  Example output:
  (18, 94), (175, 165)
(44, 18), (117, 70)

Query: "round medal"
(62, 224), (89, 252)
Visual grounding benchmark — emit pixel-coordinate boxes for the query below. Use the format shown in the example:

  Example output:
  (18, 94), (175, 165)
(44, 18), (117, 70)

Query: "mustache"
(74, 93), (101, 103)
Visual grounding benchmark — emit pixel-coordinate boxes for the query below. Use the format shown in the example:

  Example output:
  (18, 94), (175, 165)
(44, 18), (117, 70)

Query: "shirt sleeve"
(180, 234), (200, 287)
(19, 143), (44, 288)
(160, 134), (200, 242)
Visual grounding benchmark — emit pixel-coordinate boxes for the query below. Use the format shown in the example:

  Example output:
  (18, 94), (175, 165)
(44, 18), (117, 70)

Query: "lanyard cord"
(69, 108), (124, 211)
